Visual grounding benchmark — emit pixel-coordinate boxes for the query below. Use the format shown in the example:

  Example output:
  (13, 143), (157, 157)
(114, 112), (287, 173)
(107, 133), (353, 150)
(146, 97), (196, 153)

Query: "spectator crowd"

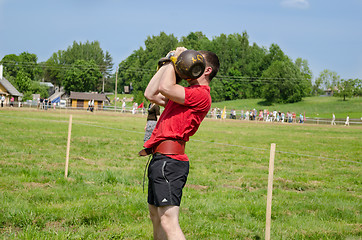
(209, 108), (305, 123)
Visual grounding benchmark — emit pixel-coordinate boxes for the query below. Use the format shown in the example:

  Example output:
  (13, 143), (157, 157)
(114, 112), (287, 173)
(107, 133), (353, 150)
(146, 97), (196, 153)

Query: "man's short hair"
(199, 51), (220, 81)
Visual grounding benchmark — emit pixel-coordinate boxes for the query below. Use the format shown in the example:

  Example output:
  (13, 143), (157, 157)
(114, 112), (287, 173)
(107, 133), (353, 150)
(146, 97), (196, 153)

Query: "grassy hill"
(211, 96), (362, 119)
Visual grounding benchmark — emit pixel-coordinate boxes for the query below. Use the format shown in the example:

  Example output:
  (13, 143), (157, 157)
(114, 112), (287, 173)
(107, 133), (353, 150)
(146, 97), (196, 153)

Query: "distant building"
(69, 92), (109, 109)
(0, 65), (23, 105)
(324, 86), (339, 96)
(49, 86), (66, 104)
(39, 82), (55, 96)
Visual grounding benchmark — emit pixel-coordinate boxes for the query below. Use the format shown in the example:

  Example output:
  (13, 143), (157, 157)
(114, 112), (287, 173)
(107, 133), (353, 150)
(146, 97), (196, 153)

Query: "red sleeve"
(184, 86), (210, 110)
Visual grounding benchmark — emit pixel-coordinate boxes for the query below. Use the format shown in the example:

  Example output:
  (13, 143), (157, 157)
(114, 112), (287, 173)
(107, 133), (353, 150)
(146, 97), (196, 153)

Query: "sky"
(0, 0), (361, 80)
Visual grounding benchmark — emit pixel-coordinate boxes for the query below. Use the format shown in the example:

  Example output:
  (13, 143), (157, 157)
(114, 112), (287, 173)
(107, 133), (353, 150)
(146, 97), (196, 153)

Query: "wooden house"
(0, 65), (23, 105)
(69, 92), (108, 110)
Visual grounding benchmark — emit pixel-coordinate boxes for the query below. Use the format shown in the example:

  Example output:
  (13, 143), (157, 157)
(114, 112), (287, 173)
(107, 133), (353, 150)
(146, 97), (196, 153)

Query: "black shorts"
(148, 154), (189, 207)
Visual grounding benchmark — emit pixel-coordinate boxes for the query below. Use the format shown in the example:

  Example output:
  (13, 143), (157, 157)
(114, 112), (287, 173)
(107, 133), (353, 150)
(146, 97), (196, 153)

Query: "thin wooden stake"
(265, 143), (276, 240)
(65, 114), (73, 178)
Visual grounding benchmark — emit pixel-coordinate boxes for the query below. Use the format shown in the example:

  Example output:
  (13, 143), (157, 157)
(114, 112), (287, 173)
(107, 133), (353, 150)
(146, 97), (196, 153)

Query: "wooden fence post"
(265, 143), (276, 240)
(65, 115), (73, 178)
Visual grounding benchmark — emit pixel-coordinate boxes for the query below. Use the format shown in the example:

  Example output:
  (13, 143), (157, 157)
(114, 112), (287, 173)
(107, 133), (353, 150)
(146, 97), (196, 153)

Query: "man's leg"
(158, 205), (185, 240)
(149, 204), (167, 240)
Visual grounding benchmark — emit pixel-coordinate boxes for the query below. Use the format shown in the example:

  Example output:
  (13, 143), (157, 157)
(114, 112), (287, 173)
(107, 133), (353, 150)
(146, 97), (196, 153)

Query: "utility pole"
(114, 67), (118, 111)
(102, 75), (105, 93)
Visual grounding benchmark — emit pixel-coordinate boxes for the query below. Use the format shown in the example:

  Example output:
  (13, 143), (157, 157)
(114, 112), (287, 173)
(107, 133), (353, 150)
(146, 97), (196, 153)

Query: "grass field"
(0, 108), (361, 239)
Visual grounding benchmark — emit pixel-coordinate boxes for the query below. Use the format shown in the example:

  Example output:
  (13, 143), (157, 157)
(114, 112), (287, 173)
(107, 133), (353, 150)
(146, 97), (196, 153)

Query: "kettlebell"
(174, 50), (206, 80)
(157, 50), (206, 81)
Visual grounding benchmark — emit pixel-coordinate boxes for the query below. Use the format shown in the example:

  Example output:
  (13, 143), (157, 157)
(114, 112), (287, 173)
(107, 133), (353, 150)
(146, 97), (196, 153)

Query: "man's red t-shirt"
(144, 85), (211, 161)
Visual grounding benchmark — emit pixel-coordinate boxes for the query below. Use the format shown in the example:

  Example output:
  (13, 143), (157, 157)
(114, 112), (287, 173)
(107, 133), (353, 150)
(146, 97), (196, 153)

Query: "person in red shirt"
(141, 47), (219, 240)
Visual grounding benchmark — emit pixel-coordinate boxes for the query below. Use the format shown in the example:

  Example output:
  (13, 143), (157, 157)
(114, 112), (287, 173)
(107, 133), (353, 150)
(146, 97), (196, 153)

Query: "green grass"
(0, 108), (361, 239)
(211, 96), (362, 119)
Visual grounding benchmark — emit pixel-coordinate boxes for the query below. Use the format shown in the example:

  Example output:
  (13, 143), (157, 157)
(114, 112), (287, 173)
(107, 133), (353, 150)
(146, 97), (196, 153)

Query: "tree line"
(0, 41), (113, 100)
(1, 32), (361, 104)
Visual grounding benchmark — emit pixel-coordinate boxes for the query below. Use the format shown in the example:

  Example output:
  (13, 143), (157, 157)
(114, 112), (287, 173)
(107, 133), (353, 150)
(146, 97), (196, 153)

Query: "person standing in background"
(144, 103), (160, 142)
(1, 95), (5, 107)
(345, 115), (350, 126)
(331, 113), (336, 125)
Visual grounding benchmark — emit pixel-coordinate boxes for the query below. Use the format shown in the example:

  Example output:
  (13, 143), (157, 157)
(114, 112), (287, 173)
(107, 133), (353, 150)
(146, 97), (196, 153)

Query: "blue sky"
(0, 0), (361, 80)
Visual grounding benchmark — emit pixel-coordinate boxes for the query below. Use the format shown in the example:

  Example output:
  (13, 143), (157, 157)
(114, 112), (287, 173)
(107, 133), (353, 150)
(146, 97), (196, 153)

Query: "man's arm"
(144, 62), (185, 106)
(158, 64), (185, 105)
(144, 65), (169, 107)
(144, 47), (187, 106)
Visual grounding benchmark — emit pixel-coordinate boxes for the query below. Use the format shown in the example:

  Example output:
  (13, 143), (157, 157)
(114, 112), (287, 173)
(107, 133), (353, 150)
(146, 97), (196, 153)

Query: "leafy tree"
(316, 69), (340, 90)
(295, 58), (313, 96)
(261, 58), (306, 104)
(63, 60), (102, 93)
(117, 32), (178, 95)
(14, 70), (32, 93)
(353, 79), (362, 96)
(337, 78), (360, 101)
(259, 44), (286, 73)
(100, 51), (113, 92)
(1, 52), (42, 82)
(18, 52), (42, 80)
(0, 54), (19, 78)
(44, 50), (66, 87)
(209, 78), (225, 102)
(179, 32), (209, 50)
(222, 68), (244, 100)
(0, 52), (43, 94)
(30, 81), (49, 98)
(22, 81), (49, 100)
(44, 41), (113, 91)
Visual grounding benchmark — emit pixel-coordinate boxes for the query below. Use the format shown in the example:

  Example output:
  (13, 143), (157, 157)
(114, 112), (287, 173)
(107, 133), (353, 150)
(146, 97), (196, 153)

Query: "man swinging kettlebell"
(140, 46), (220, 239)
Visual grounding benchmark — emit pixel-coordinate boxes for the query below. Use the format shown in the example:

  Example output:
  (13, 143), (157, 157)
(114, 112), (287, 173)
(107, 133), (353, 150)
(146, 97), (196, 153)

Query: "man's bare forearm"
(144, 64), (170, 106)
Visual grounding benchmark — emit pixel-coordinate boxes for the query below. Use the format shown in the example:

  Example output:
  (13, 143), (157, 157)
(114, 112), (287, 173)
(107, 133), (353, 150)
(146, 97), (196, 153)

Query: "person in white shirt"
(345, 115), (350, 126)
(331, 113), (336, 125)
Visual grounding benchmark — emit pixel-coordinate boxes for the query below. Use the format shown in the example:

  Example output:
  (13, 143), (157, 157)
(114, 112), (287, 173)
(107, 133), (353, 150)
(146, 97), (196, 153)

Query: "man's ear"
(204, 66), (212, 76)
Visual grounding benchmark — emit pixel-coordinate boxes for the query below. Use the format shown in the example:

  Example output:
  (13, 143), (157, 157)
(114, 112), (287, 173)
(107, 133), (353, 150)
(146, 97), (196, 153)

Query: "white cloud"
(281, 0), (310, 9)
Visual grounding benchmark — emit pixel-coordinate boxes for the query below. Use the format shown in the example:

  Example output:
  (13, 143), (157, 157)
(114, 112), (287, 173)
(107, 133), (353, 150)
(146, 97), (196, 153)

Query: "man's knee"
(149, 205), (160, 223)
(159, 206), (179, 229)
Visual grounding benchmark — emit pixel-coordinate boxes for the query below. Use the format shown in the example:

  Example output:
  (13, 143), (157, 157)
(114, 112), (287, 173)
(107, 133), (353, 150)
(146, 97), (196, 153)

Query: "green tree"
(19, 52), (42, 80)
(0, 53), (42, 94)
(261, 58), (306, 104)
(44, 41), (113, 91)
(0, 54), (19, 78)
(22, 81), (49, 100)
(337, 79), (356, 101)
(1, 52), (42, 82)
(63, 60), (102, 93)
(14, 70), (32, 93)
(44, 50), (66, 87)
(259, 44), (286, 73)
(100, 51), (113, 92)
(222, 68), (244, 100)
(316, 69), (340, 90)
(209, 78), (225, 102)
(353, 79), (362, 96)
(179, 32), (208, 50)
(295, 58), (313, 96)
(117, 32), (178, 95)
